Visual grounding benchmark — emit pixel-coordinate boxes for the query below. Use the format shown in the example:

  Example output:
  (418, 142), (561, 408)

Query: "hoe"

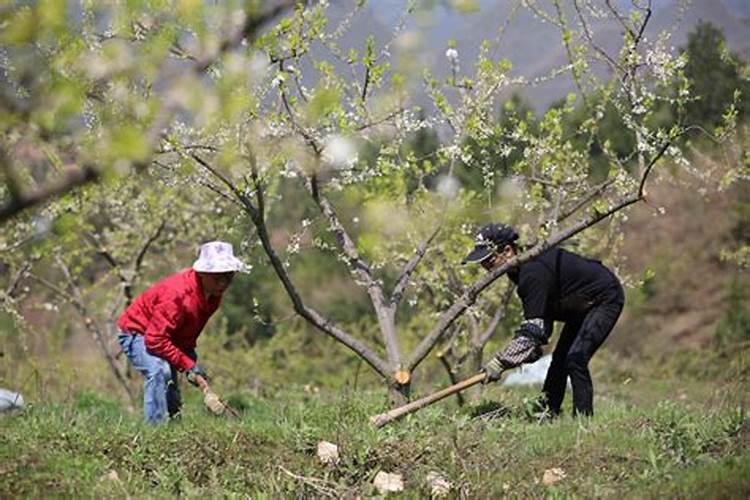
(370, 372), (488, 428)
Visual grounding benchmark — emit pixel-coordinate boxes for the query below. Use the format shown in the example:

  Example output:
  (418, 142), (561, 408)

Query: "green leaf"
(305, 87), (340, 123)
(39, 0), (66, 33)
(450, 0), (480, 14)
(497, 58), (513, 73)
(109, 127), (150, 163)
(591, 199), (609, 217)
(0, 6), (36, 45)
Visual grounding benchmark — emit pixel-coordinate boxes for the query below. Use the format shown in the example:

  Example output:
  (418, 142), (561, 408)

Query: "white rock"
(426, 471), (452, 497)
(317, 441), (340, 465)
(542, 467), (566, 486)
(100, 470), (120, 482)
(373, 471), (404, 494)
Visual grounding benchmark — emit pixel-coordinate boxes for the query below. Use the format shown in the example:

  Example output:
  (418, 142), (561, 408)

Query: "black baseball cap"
(462, 223), (519, 264)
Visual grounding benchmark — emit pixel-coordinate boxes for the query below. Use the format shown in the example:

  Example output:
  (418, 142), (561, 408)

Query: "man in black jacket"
(463, 223), (625, 416)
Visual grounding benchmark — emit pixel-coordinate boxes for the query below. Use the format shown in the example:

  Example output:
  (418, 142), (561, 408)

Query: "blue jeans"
(118, 332), (196, 425)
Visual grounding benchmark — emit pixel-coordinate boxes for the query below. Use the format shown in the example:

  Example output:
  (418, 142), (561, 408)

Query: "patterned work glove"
(482, 356), (506, 384)
(499, 335), (543, 368)
(186, 364), (209, 386)
(483, 336), (543, 384)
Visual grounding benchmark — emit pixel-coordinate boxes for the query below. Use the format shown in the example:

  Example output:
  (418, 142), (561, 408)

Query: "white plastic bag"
(501, 354), (572, 388)
(0, 388), (25, 412)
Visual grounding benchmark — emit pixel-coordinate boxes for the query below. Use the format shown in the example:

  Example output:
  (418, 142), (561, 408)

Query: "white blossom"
(322, 135), (358, 170)
(436, 174), (460, 199)
(271, 73), (286, 88)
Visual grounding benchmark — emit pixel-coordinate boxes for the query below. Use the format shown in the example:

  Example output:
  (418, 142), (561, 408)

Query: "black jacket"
(508, 247), (621, 326)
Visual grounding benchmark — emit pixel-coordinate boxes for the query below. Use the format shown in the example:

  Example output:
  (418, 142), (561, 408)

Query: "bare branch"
(279, 66), (322, 154)
(361, 66), (371, 103)
(437, 352), (465, 406)
(557, 178), (616, 222)
(632, 1), (653, 46)
(195, 1), (296, 72)
(391, 226), (441, 306)
(355, 107), (407, 132)
(573, 0), (623, 73)
(604, 0), (634, 39)
(244, 169), (392, 377)
(290, 176), (383, 305)
(117, 220), (168, 304)
(4, 262), (31, 299)
(134, 221), (166, 274)
(52, 255), (137, 404)
(191, 153), (260, 221)
(523, 0), (565, 28)
(639, 140), (671, 197)
(296, 167), (403, 367)
(27, 273), (74, 302)
(196, 150), (390, 377)
(86, 233), (120, 270)
(476, 284), (515, 348)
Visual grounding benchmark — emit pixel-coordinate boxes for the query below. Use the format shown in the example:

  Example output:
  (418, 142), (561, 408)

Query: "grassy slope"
(2, 155), (747, 498)
(2, 347), (748, 498)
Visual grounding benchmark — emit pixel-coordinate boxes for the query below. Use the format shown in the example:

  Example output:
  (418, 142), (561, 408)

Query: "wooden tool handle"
(194, 374), (210, 393)
(369, 372), (486, 428)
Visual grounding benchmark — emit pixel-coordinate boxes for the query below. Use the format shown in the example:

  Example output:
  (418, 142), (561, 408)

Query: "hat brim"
(462, 246), (494, 265)
(193, 257), (248, 273)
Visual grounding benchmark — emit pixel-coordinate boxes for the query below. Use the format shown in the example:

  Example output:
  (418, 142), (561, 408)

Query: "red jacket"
(117, 269), (222, 371)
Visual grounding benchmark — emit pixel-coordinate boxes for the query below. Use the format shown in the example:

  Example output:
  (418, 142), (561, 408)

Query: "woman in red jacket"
(117, 241), (246, 424)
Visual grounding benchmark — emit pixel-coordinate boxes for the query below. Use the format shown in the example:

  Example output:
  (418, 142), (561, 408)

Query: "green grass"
(2, 373), (748, 498)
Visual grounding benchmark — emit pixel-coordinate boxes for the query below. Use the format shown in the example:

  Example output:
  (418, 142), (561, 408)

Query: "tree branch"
(355, 107), (407, 132)
(632, 1), (653, 46)
(573, 0), (623, 73)
(437, 351), (465, 406)
(639, 140), (670, 197)
(0, 2), (295, 224)
(0, 163), (100, 224)
(4, 262), (30, 299)
(476, 284), (515, 348)
(134, 221), (166, 275)
(297, 167), (402, 368)
(248, 169), (391, 377)
(29, 262), (137, 404)
(279, 75), (322, 154)
(390, 226), (441, 307)
(195, 1), (296, 72)
(195, 151), (391, 377)
(557, 178), (616, 222)
(191, 153), (261, 220)
(604, 0), (635, 40)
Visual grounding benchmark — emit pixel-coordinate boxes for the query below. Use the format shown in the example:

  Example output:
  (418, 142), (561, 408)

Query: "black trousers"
(542, 285), (624, 416)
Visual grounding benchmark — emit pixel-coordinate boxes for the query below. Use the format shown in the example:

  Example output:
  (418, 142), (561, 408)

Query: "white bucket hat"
(192, 241), (248, 273)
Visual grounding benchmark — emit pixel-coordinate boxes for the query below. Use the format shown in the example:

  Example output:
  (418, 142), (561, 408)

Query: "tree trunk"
(388, 382), (411, 407)
(469, 347), (484, 374)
